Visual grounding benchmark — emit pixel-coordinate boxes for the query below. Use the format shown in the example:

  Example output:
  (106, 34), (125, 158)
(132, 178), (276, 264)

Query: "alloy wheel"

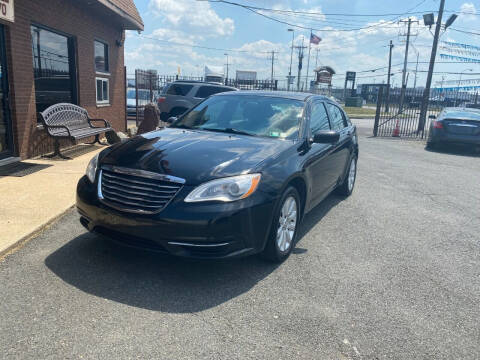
(348, 158), (356, 192)
(276, 196), (297, 252)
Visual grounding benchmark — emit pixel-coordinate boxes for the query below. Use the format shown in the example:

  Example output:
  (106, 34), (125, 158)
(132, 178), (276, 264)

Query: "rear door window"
(325, 103), (347, 131)
(195, 86), (234, 99)
(166, 84), (194, 96)
(310, 102), (331, 134)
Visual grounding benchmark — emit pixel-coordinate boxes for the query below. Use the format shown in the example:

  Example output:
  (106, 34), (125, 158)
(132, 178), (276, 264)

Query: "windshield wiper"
(171, 124), (192, 129)
(198, 127), (257, 137)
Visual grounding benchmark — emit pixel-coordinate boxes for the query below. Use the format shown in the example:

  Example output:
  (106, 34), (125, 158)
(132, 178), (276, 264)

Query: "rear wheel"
(261, 187), (300, 262)
(335, 156), (357, 196)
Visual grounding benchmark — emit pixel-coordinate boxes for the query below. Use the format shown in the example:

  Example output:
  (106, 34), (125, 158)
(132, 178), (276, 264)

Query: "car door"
(324, 102), (353, 183)
(165, 83), (195, 112)
(304, 100), (339, 206)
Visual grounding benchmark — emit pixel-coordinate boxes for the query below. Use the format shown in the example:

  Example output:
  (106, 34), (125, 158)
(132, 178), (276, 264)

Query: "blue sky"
(125, 0), (480, 88)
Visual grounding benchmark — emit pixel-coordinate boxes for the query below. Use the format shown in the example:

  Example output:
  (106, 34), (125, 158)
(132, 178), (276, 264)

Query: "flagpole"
(304, 30), (312, 91)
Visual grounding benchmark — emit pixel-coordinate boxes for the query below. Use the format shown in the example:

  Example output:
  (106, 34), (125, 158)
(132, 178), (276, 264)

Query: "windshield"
(173, 95), (304, 139)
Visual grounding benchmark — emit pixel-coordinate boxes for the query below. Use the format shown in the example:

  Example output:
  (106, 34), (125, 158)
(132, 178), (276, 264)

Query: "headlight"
(184, 174), (261, 203)
(86, 154), (99, 183)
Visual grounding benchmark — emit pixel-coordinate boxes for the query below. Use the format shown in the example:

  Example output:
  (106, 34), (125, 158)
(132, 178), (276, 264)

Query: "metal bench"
(39, 103), (112, 159)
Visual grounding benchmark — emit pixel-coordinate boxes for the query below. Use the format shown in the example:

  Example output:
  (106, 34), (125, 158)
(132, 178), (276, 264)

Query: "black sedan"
(427, 107), (480, 149)
(77, 91), (358, 262)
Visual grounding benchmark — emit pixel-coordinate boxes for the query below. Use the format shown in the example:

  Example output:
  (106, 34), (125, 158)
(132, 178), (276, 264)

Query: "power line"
(205, 0), (436, 17)
(450, 28), (480, 36)
(205, 0), (421, 32)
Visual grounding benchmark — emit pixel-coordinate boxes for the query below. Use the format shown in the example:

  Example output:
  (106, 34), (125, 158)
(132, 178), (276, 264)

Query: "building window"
(31, 25), (77, 116)
(94, 40), (109, 73)
(96, 77), (109, 104)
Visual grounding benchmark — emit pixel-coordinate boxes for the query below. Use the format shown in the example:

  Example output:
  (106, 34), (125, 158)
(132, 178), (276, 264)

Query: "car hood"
(100, 127), (294, 185)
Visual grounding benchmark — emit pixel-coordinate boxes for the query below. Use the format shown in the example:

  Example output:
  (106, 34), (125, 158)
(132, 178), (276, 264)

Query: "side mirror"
(312, 130), (340, 144)
(428, 114), (436, 120)
(166, 116), (177, 124)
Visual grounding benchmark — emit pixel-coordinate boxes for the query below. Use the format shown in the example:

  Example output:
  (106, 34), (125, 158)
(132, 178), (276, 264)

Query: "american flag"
(310, 33), (322, 45)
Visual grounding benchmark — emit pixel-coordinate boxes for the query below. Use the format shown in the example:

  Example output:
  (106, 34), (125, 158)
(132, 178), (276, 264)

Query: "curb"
(0, 205), (75, 261)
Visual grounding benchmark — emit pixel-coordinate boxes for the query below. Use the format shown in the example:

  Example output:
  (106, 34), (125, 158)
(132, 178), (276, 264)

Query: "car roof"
(442, 107), (480, 121)
(215, 90), (330, 102)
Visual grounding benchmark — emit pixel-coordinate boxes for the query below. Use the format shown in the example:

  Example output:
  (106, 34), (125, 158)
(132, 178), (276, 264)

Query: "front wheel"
(261, 187), (301, 263)
(335, 156), (357, 197)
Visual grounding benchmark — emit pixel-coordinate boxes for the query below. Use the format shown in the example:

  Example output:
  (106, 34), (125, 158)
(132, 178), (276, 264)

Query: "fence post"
(373, 86), (384, 137)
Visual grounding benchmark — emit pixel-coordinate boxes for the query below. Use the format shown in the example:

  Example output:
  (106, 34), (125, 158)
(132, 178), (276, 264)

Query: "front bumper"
(76, 176), (277, 259)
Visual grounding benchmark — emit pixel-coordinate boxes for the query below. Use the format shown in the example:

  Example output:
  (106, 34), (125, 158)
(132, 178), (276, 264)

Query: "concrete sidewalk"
(0, 146), (103, 257)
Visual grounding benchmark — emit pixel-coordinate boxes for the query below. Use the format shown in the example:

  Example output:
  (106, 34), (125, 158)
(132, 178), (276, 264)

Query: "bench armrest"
(89, 118), (111, 128)
(44, 124), (72, 137)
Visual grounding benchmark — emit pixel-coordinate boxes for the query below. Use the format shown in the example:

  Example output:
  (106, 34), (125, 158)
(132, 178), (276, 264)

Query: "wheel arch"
(286, 176), (307, 218)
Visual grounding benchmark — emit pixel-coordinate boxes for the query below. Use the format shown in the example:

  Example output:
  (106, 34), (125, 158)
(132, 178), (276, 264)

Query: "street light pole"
(288, 28), (294, 91)
(454, 69), (473, 107)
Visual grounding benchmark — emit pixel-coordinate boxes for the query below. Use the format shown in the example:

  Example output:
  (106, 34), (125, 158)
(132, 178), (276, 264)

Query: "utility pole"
(399, 18), (412, 112)
(386, 40), (394, 112)
(413, 52), (419, 89)
(287, 28), (294, 91)
(418, 0), (445, 134)
(294, 37), (307, 91)
(270, 50), (275, 81)
(315, 48), (320, 68)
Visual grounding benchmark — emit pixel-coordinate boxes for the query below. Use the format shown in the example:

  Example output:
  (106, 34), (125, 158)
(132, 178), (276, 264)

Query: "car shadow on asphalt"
(296, 194), (343, 246)
(44, 194), (342, 313)
(425, 144), (480, 158)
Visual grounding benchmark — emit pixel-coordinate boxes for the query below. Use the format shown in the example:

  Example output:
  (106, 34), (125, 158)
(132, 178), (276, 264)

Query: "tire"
(335, 156), (357, 197)
(261, 187), (301, 263)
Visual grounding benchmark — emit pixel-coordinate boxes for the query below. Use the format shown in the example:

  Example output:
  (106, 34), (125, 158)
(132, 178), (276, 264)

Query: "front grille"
(98, 165), (185, 214)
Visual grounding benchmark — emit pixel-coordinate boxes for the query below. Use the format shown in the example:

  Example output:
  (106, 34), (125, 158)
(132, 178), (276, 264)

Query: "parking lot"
(1, 125), (479, 359)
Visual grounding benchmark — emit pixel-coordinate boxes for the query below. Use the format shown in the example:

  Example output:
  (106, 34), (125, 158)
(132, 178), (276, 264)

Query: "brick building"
(0, 0), (143, 162)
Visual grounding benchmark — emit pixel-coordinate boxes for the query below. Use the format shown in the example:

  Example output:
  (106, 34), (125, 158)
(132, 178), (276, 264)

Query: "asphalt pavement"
(1, 124), (479, 359)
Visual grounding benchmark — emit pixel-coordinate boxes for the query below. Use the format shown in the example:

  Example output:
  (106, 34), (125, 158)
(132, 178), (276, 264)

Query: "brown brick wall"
(1, 0), (127, 158)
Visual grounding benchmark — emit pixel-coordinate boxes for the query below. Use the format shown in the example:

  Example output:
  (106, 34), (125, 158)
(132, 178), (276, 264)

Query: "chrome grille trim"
(102, 165), (185, 184)
(98, 166), (185, 214)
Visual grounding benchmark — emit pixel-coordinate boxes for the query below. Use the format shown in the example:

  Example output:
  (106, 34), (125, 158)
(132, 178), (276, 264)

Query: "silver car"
(157, 81), (237, 120)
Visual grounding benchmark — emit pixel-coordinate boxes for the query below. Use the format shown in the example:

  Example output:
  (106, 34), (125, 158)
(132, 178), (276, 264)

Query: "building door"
(0, 25), (13, 159)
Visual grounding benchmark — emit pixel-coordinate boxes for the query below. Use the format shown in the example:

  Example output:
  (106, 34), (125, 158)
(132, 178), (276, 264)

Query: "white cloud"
(151, 28), (200, 45)
(148, 0), (234, 37)
(459, 2), (477, 21)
